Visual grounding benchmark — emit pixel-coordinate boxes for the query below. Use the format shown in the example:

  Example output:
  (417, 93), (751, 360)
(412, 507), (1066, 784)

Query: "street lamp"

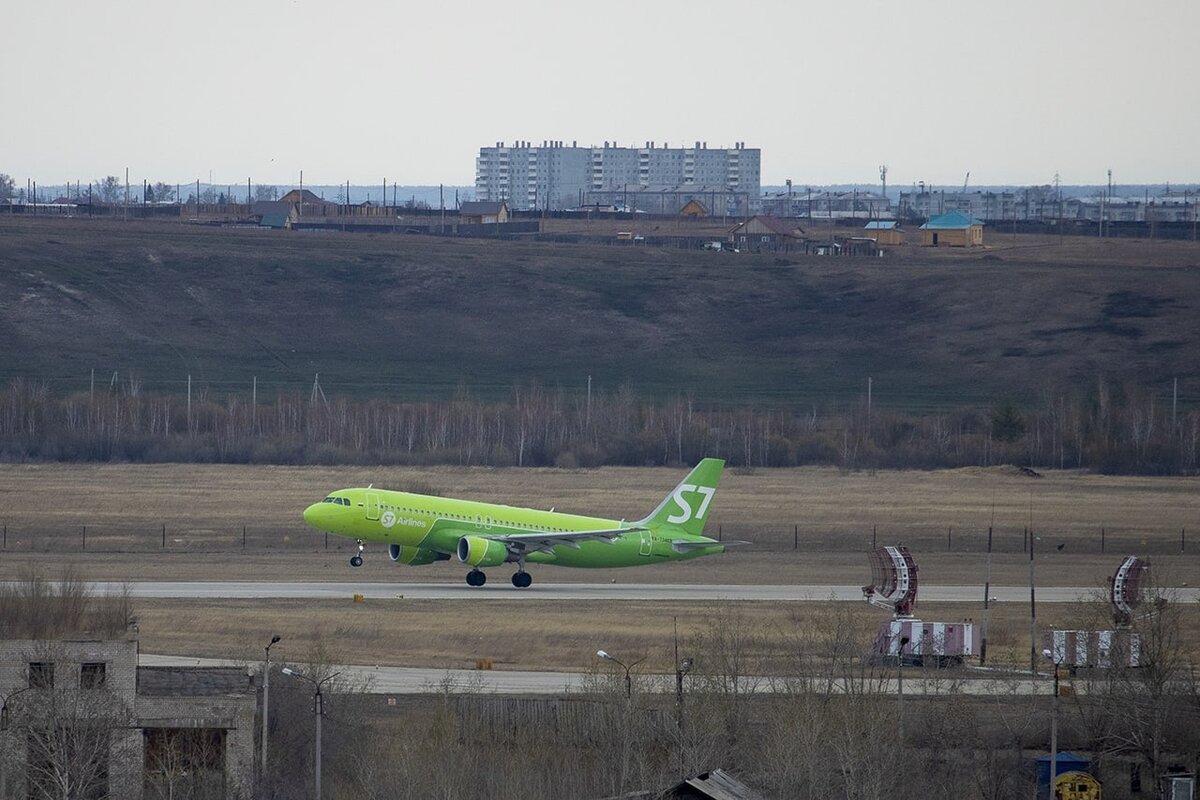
(261, 635), (281, 779)
(897, 635), (910, 741)
(1042, 648), (1061, 799)
(282, 667), (339, 800)
(596, 650), (645, 699)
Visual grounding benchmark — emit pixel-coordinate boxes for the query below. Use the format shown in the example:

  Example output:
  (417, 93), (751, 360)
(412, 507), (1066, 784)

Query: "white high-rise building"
(475, 140), (761, 212)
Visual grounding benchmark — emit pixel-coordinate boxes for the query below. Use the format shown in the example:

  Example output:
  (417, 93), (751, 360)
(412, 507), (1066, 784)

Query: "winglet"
(635, 458), (724, 536)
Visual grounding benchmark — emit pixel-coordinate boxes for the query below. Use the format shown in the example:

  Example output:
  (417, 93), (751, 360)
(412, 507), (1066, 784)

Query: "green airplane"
(302, 458), (728, 588)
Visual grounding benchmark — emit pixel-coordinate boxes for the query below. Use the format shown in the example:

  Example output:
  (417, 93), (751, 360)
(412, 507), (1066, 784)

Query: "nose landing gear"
(349, 540), (365, 568)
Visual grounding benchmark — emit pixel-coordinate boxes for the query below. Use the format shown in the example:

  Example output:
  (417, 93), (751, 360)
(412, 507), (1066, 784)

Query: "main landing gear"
(464, 569), (533, 588)
(349, 540), (365, 568)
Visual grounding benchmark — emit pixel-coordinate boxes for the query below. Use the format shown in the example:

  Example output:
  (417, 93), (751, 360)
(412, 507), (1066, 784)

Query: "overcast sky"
(4, 0), (1197, 190)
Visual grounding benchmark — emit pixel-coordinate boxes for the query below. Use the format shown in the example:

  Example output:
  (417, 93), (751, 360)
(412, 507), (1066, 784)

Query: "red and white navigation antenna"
(1111, 555), (1151, 627)
(862, 545), (919, 618)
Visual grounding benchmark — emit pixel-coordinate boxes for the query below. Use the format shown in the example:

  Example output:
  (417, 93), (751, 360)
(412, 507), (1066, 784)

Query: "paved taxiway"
(91, 581), (1197, 603)
(140, 654), (1056, 696)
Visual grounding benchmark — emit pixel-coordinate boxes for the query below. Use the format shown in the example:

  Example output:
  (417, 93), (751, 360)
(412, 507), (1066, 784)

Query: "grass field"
(1, 463), (1198, 670)
(2, 216), (1198, 407)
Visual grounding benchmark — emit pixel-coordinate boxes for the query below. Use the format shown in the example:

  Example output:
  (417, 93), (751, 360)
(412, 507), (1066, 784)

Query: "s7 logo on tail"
(667, 484), (716, 524)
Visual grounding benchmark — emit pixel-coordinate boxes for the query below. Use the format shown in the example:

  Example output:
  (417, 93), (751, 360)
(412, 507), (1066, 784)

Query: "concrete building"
(584, 184), (751, 217)
(0, 635), (256, 799)
(761, 190), (891, 220)
(476, 141), (760, 212)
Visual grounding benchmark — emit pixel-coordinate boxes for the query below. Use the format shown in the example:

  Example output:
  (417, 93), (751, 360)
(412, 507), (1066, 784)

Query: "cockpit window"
(322, 497), (351, 506)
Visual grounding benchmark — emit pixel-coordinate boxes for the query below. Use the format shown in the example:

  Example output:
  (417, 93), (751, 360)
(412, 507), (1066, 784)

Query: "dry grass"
(131, 596), (1199, 673)
(2, 463), (1197, 669)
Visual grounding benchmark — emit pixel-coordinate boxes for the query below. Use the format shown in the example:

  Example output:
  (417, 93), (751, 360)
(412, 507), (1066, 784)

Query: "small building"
(252, 200), (295, 229)
(0, 635), (256, 799)
(920, 211), (984, 247)
(459, 201), (509, 224)
(679, 199), (708, 218)
(279, 188), (337, 217)
(728, 215), (806, 251)
(863, 220), (903, 245)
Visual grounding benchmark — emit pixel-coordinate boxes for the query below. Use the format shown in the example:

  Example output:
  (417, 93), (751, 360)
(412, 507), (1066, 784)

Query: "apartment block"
(475, 140), (761, 212)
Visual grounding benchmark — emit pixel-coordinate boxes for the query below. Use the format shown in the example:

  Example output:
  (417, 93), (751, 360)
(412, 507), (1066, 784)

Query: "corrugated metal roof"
(920, 210), (984, 230)
(672, 769), (766, 800)
(460, 201), (507, 214)
(138, 666), (253, 697)
(864, 220), (898, 230)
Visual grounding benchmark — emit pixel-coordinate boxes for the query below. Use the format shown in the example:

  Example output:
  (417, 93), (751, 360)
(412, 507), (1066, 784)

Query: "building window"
(28, 662), (54, 689)
(81, 662), (107, 689)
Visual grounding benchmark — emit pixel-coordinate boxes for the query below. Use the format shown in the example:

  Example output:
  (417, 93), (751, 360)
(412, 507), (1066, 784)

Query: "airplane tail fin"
(635, 458), (725, 536)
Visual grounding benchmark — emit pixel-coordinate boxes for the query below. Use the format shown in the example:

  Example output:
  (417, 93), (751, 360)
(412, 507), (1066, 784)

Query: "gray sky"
(4, 0), (1197, 189)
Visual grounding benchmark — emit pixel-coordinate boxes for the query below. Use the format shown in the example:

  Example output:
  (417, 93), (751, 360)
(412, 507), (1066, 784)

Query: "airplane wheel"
(512, 572), (532, 588)
(349, 555), (363, 568)
(466, 570), (486, 587)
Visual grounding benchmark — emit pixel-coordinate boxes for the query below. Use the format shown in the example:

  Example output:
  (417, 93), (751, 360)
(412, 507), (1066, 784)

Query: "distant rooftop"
(138, 666), (253, 697)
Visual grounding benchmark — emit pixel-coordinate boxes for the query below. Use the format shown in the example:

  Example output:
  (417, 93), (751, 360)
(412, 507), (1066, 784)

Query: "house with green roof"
(920, 211), (984, 247)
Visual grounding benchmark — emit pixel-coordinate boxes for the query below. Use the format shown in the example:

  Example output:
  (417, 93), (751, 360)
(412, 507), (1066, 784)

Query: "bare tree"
(97, 176), (122, 205)
(4, 645), (135, 800)
(0, 173), (14, 202)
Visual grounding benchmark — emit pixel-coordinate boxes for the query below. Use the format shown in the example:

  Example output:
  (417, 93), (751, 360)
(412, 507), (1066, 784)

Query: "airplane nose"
(303, 503), (323, 528)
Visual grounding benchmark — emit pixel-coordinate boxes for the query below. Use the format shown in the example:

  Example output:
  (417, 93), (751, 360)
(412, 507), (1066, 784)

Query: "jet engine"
(456, 536), (509, 567)
(388, 544), (444, 565)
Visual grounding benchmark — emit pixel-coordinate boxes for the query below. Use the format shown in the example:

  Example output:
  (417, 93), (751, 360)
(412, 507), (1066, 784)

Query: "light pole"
(282, 667), (339, 800)
(1, 688), (31, 800)
(897, 635), (910, 741)
(1042, 648), (1061, 799)
(261, 635), (281, 780)
(596, 650), (645, 699)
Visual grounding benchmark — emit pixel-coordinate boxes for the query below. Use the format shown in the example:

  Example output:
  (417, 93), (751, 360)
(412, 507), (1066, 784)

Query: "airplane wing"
(426, 518), (643, 556)
(488, 528), (645, 555)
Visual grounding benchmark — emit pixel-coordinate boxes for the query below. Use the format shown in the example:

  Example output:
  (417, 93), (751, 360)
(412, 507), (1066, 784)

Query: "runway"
(86, 580), (1184, 603)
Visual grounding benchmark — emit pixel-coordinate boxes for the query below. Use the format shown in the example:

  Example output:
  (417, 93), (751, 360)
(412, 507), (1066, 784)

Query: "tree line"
(0, 378), (1195, 474)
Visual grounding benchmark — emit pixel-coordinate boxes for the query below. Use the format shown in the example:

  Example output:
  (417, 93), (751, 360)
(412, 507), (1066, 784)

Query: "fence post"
(793, 524), (798, 551)
(1023, 527), (1028, 553)
(82, 525), (86, 550)
(243, 526), (247, 550)
(718, 524), (722, 542)
(162, 525), (166, 549)
(948, 527), (952, 552)
(1101, 526), (1105, 553)
(872, 524), (877, 549)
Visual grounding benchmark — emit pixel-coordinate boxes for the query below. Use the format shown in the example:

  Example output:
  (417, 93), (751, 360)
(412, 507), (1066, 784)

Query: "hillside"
(2, 217), (1198, 409)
